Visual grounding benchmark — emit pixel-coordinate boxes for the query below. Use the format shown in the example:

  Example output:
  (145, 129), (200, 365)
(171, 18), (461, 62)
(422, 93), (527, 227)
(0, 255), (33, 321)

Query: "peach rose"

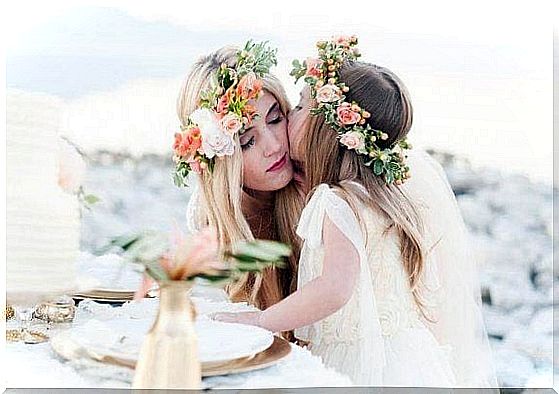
(333, 35), (352, 47)
(187, 158), (203, 174)
(336, 102), (361, 125)
(315, 84), (342, 103)
(305, 57), (323, 78)
(339, 131), (365, 151)
(220, 113), (243, 136)
(236, 72), (263, 100)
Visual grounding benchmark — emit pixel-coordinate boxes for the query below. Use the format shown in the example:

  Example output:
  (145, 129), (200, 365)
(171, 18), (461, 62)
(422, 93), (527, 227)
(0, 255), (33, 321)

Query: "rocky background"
(79, 150), (556, 388)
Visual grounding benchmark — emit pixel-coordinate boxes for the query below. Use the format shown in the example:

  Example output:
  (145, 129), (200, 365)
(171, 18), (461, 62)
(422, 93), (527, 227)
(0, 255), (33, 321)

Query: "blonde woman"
(176, 42), (304, 330)
(213, 37), (498, 387)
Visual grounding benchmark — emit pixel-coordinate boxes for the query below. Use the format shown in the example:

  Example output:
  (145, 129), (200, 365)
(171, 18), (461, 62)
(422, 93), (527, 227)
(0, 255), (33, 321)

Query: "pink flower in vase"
(57, 139), (86, 194)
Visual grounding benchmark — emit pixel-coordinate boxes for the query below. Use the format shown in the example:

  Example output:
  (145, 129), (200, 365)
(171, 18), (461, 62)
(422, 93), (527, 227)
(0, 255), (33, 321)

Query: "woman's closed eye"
(268, 113), (284, 124)
(241, 136), (256, 150)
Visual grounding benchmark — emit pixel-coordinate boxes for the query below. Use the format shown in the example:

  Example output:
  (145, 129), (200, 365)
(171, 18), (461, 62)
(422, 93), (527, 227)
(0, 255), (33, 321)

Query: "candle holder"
(34, 295), (76, 324)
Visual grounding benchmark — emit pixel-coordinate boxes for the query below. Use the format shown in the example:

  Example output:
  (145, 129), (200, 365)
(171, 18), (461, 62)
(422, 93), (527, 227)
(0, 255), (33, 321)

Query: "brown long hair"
(303, 61), (430, 318)
(177, 46), (301, 315)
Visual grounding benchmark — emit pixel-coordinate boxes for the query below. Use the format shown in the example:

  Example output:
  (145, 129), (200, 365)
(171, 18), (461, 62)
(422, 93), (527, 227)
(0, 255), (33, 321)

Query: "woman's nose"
(263, 129), (282, 158)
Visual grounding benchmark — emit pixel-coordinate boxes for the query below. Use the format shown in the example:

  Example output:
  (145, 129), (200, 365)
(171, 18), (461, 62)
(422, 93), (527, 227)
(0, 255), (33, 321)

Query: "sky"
(3, 1), (557, 183)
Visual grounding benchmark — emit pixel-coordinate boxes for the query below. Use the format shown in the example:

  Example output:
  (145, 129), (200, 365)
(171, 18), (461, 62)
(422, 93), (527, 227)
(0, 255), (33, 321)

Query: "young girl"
(214, 37), (498, 387)
(175, 42), (303, 329)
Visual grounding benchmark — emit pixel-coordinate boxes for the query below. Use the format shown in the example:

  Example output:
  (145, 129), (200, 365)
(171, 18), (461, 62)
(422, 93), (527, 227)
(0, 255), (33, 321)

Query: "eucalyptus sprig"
(236, 40), (278, 78)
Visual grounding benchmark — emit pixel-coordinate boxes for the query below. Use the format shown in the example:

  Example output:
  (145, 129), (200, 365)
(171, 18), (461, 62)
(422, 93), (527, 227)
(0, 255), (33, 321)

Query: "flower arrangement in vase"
(102, 227), (290, 389)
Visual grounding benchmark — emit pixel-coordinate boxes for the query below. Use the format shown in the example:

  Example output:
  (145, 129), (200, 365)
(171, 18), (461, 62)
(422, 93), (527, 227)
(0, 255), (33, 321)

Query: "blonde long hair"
(302, 61), (430, 318)
(176, 46), (302, 312)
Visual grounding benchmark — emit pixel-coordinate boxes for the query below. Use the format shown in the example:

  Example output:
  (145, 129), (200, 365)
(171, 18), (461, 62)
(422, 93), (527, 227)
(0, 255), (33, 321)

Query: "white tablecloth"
(6, 288), (352, 390)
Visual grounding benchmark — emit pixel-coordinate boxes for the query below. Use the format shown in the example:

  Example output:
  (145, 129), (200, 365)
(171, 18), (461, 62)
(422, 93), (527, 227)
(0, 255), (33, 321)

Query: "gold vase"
(132, 281), (201, 389)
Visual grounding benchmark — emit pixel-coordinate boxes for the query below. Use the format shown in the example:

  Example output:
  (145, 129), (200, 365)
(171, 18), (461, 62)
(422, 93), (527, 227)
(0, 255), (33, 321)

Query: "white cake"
(7, 90), (81, 303)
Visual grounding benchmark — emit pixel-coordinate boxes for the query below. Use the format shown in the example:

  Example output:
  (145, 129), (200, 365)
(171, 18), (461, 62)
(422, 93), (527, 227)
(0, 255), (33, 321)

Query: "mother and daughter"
(172, 37), (498, 387)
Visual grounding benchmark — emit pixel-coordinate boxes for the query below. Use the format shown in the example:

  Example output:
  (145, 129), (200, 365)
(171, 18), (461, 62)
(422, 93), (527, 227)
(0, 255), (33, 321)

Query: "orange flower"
(216, 88), (233, 116)
(173, 133), (184, 155)
(173, 127), (202, 158)
(243, 104), (258, 124)
(236, 72), (263, 100)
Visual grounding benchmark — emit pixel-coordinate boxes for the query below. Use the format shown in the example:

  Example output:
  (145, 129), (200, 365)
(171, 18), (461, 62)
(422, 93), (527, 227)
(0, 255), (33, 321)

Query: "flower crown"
(173, 40), (278, 187)
(290, 35), (412, 185)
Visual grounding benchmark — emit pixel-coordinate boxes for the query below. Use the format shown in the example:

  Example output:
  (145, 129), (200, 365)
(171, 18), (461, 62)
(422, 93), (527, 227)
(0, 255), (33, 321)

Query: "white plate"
(60, 314), (274, 364)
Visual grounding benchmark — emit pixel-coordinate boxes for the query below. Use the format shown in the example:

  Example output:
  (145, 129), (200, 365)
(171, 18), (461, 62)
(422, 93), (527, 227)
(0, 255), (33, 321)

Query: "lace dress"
(294, 183), (457, 386)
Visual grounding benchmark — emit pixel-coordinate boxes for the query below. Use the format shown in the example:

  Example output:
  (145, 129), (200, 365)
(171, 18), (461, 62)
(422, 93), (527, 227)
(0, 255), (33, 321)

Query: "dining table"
(5, 253), (353, 390)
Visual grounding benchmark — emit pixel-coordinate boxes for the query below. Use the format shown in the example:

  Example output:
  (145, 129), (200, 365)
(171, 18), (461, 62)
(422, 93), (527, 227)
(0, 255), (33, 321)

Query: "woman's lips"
(266, 153), (288, 172)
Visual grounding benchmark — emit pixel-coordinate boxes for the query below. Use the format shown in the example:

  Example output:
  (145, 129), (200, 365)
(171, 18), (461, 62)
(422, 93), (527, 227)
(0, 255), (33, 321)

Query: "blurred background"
(5, 1), (556, 388)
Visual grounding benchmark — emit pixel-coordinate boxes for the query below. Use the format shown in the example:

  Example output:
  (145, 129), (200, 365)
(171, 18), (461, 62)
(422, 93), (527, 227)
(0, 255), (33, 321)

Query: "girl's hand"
(210, 311), (263, 327)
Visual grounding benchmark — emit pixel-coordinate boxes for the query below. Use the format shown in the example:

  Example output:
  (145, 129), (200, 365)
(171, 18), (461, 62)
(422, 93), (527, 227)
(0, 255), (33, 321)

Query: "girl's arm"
(213, 216), (360, 332)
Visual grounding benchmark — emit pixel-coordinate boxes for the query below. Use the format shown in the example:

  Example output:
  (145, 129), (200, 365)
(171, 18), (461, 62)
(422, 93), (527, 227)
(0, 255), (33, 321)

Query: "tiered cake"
(7, 90), (80, 303)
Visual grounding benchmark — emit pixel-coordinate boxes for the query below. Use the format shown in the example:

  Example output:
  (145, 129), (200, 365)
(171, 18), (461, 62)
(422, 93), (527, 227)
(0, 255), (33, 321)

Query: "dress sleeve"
(296, 183), (387, 384)
(297, 184), (365, 256)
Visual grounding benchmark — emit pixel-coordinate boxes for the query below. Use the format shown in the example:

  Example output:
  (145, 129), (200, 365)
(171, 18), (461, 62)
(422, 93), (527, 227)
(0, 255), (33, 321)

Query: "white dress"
(294, 183), (457, 386)
(185, 149), (498, 387)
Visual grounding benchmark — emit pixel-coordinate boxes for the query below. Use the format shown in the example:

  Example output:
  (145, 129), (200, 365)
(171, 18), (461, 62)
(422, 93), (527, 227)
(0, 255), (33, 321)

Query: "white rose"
(315, 84), (342, 103)
(202, 132), (235, 158)
(190, 108), (217, 132)
(190, 108), (235, 158)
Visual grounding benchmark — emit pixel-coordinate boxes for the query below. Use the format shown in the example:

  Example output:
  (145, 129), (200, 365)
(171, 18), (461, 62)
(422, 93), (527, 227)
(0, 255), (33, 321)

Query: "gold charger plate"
(72, 288), (159, 302)
(54, 335), (291, 377)
(202, 336), (291, 377)
(72, 290), (135, 303)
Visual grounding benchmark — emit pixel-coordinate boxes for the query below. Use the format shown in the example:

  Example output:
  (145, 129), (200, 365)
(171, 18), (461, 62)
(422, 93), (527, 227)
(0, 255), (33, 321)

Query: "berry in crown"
(290, 35), (412, 185)
(173, 40), (278, 187)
